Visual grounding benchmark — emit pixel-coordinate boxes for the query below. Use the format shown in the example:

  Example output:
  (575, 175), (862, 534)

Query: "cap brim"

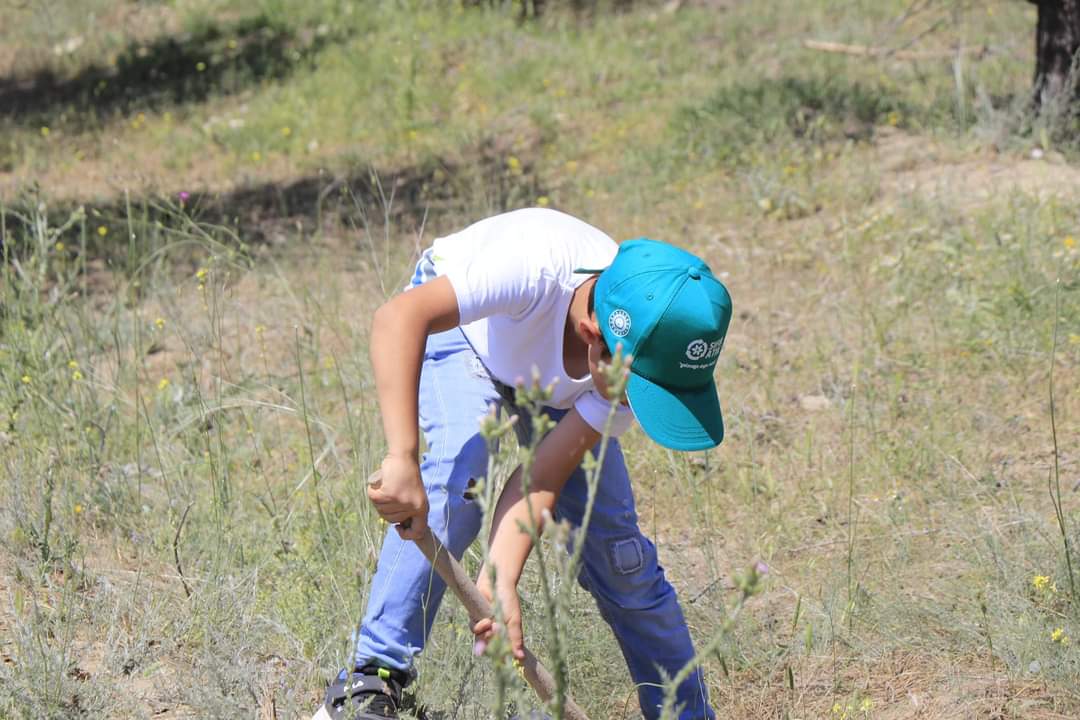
(626, 373), (724, 451)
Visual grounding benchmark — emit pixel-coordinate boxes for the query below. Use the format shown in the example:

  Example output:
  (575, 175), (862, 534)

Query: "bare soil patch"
(876, 127), (1080, 206)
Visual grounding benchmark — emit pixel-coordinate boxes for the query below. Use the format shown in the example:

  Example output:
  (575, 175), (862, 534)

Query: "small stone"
(799, 395), (831, 411)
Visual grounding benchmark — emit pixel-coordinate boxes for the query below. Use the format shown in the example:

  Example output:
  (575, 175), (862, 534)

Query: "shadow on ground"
(1, 138), (546, 267)
(0, 13), (337, 125)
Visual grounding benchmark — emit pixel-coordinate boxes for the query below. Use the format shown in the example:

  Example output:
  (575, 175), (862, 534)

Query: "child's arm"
(473, 408), (601, 659)
(367, 276), (461, 540)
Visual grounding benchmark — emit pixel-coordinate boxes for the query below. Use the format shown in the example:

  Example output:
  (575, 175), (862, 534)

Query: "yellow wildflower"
(20, 375), (31, 385)
(158, 378), (170, 391)
(196, 61), (207, 72)
(74, 504), (83, 515)
(154, 317), (165, 330)
(55, 241), (65, 252)
(196, 268), (208, 282)
(255, 324), (266, 335)
(281, 126), (292, 137)
(1033, 575), (1055, 593)
(40, 126), (50, 137)
(97, 226), (108, 237)
(1065, 236), (1076, 250)
(72, 370), (83, 381)
(68, 360), (79, 369)
(887, 111), (901, 126)
(859, 698), (874, 712)
(536, 196), (550, 207)
(507, 156), (521, 172)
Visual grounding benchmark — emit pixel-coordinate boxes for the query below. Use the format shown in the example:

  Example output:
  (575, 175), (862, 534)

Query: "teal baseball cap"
(589, 238), (732, 451)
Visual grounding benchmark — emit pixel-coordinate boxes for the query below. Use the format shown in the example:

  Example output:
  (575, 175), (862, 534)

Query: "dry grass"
(3, 2), (1080, 719)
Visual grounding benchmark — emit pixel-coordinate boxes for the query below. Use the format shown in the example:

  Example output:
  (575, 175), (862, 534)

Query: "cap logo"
(608, 309), (631, 338)
(686, 339), (708, 360)
(682, 338), (725, 369)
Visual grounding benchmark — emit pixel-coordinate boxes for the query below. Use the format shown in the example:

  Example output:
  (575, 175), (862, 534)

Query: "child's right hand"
(367, 455), (429, 540)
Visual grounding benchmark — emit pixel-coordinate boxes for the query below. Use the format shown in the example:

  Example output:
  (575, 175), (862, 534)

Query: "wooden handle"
(368, 471), (589, 720)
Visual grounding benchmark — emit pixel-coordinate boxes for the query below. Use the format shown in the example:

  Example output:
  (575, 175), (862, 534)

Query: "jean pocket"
(609, 537), (645, 575)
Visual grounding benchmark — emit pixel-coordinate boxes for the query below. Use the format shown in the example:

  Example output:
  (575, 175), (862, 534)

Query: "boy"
(315, 208), (732, 720)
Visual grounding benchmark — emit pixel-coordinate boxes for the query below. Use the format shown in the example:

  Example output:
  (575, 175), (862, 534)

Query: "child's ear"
(578, 316), (602, 345)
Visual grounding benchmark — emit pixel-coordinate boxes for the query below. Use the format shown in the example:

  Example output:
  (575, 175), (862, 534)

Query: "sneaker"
(312, 665), (406, 720)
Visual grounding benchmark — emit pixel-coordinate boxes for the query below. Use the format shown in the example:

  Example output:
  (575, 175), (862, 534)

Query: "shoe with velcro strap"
(312, 665), (406, 720)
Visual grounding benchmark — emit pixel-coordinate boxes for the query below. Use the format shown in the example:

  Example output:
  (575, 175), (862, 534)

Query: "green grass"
(3, 1), (1080, 718)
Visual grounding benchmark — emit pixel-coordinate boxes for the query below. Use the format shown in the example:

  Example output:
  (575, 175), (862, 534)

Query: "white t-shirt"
(428, 208), (634, 437)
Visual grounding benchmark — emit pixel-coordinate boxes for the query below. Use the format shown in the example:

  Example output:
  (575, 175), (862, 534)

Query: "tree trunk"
(1030, 0), (1080, 110)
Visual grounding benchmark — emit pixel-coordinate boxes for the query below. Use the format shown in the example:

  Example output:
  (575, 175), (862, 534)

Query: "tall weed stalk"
(1047, 280), (1076, 600)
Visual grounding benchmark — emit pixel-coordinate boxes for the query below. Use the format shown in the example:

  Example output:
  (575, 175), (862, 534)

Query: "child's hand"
(367, 455), (429, 540)
(473, 567), (525, 661)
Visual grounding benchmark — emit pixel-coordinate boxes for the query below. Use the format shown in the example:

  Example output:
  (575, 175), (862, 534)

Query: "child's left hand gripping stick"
(367, 470), (589, 720)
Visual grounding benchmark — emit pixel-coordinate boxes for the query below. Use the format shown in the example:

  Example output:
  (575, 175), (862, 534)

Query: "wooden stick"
(367, 471), (589, 720)
(802, 38), (971, 61)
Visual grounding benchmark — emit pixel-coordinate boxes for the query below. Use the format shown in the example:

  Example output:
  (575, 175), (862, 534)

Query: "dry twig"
(173, 502), (194, 598)
(802, 39), (985, 61)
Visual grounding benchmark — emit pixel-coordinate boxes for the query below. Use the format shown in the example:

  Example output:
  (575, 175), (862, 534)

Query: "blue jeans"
(353, 260), (714, 720)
